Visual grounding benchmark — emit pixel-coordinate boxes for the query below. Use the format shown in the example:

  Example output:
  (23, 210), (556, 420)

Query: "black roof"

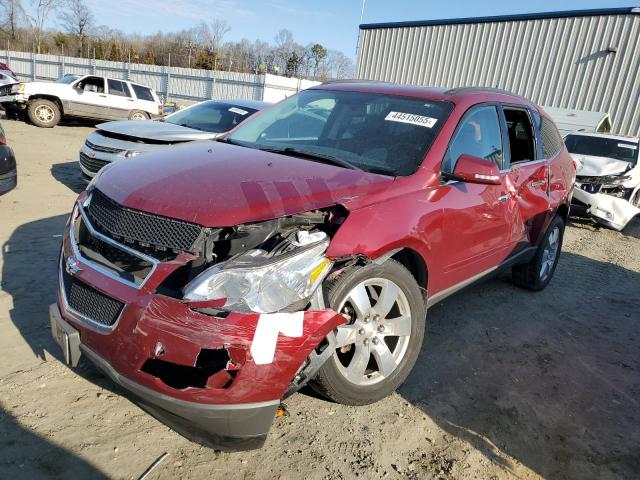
(360, 7), (640, 30)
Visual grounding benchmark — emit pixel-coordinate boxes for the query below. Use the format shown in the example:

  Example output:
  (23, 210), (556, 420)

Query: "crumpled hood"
(96, 141), (395, 227)
(572, 154), (633, 177)
(97, 120), (216, 142)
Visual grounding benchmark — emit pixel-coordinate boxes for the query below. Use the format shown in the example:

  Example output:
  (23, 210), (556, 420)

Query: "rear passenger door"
(129, 84), (158, 116)
(106, 79), (135, 119)
(500, 105), (550, 252)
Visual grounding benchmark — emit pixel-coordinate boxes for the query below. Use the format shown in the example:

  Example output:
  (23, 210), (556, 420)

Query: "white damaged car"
(566, 132), (640, 231)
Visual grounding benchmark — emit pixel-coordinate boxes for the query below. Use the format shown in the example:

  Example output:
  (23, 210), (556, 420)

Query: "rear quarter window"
(131, 84), (155, 102)
(540, 116), (564, 158)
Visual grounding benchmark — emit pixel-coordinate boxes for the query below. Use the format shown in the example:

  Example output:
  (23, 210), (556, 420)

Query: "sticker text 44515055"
(385, 111), (438, 128)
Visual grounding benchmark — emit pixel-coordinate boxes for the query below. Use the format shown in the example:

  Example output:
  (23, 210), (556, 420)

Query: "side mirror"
(447, 153), (501, 185)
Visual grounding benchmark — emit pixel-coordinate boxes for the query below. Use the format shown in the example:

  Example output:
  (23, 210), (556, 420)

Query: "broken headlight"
(183, 233), (333, 314)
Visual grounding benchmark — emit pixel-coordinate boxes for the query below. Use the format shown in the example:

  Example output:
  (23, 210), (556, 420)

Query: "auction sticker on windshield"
(229, 107), (249, 115)
(385, 111), (438, 128)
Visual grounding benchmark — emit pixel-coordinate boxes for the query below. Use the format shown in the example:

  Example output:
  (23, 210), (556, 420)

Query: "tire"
(512, 215), (565, 291)
(129, 110), (149, 120)
(27, 99), (61, 128)
(311, 259), (426, 405)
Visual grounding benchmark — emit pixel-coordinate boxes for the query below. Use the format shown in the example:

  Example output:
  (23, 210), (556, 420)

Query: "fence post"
(92, 56), (96, 75)
(165, 66), (171, 102)
(210, 70), (216, 100)
(31, 51), (36, 80)
(60, 53), (65, 78)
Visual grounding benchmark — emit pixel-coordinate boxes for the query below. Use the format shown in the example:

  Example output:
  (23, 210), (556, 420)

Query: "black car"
(0, 123), (16, 195)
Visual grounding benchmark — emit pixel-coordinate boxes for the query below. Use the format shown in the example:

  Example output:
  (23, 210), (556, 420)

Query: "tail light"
(0, 128), (6, 145)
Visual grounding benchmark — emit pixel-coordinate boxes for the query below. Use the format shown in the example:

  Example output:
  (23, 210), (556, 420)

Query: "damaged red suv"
(51, 82), (574, 450)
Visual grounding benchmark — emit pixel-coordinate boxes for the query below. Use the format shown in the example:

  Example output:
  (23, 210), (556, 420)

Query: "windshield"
(165, 101), (259, 133)
(227, 89), (453, 176)
(565, 135), (638, 165)
(57, 74), (78, 84)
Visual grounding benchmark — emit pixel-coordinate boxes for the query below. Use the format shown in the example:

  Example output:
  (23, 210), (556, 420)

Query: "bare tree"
(59, 0), (93, 57)
(0, 0), (23, 41)
(25, 0), (58, 53)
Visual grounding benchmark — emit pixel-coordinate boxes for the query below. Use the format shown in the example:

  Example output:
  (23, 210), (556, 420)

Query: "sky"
(68, 0), (636, 57)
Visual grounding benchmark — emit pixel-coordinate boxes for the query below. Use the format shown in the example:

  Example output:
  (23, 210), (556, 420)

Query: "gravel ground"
(0, 118), (638, 480)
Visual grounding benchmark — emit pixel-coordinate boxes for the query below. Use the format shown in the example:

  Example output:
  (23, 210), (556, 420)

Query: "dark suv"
(0, 123), (16, 195)
(50, 82), (575, 450)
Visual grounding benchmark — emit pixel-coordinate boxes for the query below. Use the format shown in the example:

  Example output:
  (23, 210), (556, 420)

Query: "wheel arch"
(29, 95), (64, 114)
(556, 202), (569, 225)
(389, 248), (429, 298)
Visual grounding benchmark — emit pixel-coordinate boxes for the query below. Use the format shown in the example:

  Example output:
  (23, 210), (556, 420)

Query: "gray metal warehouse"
(356, 7), (640, 136)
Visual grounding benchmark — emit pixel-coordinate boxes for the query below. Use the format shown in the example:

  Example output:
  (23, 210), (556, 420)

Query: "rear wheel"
(311, 260), (426, 405)
(28, 99), (60, 128)
(129, 110), (149, 120)
(512, 215), (565, 291)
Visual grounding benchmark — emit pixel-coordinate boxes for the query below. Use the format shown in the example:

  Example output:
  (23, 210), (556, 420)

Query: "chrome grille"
(79, 152), (109, 174)
(85, 140), (125, 154)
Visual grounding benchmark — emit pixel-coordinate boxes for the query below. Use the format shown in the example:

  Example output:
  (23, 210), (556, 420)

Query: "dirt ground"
(0, 117), (638, 480)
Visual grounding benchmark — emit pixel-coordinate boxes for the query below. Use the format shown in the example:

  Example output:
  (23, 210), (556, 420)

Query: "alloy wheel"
(540, 226), (560, 282)
(35, 105), (54, 123)
(333, 278), (412, 386)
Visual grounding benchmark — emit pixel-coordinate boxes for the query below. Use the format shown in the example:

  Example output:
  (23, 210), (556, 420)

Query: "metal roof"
(360, 7), (640, 30)
(542, 106), (613, 136)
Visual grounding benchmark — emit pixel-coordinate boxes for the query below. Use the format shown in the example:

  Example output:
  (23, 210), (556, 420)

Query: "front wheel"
(129, 110), (149, 120)
(512, 215), (565, 291)
(28, 99), (61, 128)
(311, 260), (426, 405)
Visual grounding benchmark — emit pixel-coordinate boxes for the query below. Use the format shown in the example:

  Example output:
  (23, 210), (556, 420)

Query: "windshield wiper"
(258, 146), (362, 171)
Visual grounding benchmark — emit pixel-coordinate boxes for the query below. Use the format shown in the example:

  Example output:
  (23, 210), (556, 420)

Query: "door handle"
(99, 94), (107, 98)
(530, 180), (546, 188)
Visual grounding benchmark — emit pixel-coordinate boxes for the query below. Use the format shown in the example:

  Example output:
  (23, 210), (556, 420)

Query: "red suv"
(50, 82), (575, 450)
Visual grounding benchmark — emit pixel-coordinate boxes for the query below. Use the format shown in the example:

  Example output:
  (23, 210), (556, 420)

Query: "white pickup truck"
(0, 74), (163, 127)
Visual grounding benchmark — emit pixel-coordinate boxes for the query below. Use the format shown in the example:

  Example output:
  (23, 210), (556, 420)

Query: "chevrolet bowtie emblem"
(87, 151), (95, 158)
(65, 257), (82, 276)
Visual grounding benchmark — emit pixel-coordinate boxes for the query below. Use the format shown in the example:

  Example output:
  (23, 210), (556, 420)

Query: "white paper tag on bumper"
(385, 111), (438, 128)
(250, 312), (304, 365)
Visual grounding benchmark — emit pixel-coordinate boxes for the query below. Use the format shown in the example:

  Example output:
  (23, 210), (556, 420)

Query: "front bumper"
(52, 201), (345, 449)
(573, 186), (640, 231)
(51, 302), (278, 450)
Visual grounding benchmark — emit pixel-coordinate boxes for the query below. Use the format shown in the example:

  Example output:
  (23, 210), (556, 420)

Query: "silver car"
(79, 99), (269, 178)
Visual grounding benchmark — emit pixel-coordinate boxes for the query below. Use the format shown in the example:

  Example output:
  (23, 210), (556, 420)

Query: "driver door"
(68, 76), (110, 119)
(438, 105), (515, 288)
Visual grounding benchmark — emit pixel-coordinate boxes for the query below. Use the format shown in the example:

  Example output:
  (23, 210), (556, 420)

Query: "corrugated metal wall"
(0, 51), (318, 103)
(357, 12), (640, 136)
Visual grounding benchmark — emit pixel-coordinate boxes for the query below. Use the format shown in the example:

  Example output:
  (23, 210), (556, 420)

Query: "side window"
(443, 105), (503, 174)
(540, 116), (563, 158)
(131, 84), (154, 102)
(76, 76), (105, 93)
(108, 79), (131, 98)
(504, 108), (536, 163)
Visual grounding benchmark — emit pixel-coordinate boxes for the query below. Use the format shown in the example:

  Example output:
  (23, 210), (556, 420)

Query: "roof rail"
(444, 86), (523, 97)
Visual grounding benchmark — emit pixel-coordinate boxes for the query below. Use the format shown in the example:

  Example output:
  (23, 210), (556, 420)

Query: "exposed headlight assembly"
(10, 83), (25, 94)
(183, 233), (333, 314)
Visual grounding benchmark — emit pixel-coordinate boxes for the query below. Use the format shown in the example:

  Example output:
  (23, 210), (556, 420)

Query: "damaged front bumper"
(572, 184), (640, 231)
(51, 203), (345, 451)
(50, 304), (280, 450)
